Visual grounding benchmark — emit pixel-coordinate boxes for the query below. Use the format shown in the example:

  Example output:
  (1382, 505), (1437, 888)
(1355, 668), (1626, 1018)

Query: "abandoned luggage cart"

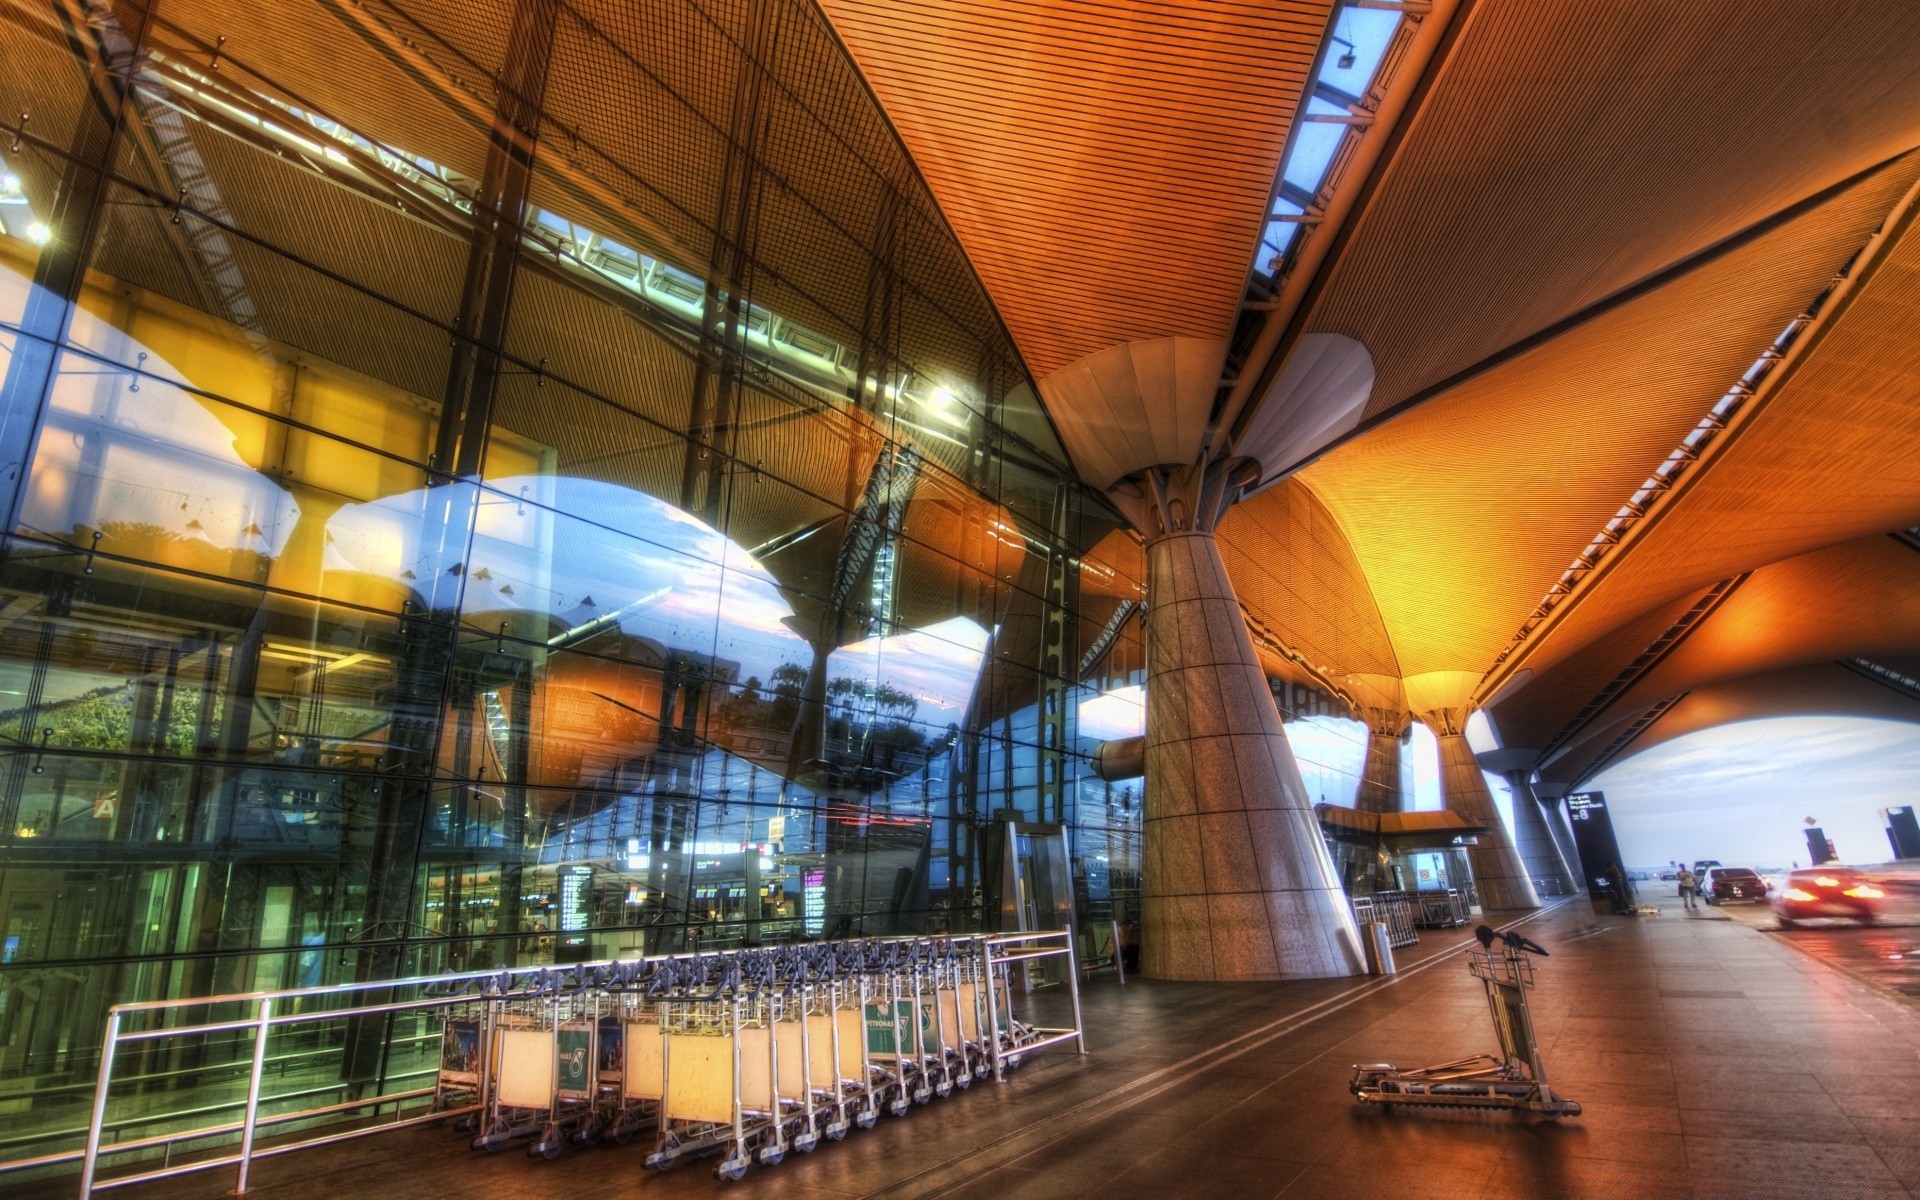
(1349, 924), (1580, 1119)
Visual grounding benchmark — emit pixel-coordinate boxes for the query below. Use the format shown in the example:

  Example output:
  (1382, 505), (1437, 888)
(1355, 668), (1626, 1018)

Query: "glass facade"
(0, 0), (1158, 1145)
(0, 0), (1408, 1158)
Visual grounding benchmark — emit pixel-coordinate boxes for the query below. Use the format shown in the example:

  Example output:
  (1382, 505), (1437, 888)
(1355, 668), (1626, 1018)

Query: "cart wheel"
(473, 1117), (510, 1153)
(954, 1073), (971, 1089)
(825, 1122), (848, 1142)
(574, 1122), (601, 1148)
(716, 1158), (749, 1182)
(609, 1123), (635, 1146)
(453, 1114), (479, 1134)
(856, 1110), (877, 1129)
(936, 1082), (952, 1099)
(758, 1145), (785, 1167)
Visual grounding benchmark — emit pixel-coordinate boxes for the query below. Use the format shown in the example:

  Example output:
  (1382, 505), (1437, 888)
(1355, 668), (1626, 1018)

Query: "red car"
(1775, 868), (1884, 928)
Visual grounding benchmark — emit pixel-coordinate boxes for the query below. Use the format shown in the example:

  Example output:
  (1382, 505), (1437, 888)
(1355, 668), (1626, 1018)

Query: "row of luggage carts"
(425, 932), (1083, 1181)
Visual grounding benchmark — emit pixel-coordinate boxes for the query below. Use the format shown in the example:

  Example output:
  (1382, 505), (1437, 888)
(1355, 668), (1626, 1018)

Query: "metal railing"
(1351, 891), (1419, 949)
(30, 932), (1089, 1198)
(1414, 888), (1473, 928)
(980, 931), (1087, 1082)
(67, 961), (555, 1197)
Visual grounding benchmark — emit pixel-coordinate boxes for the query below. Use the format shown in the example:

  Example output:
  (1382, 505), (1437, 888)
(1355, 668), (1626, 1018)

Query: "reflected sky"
(1592, 716), (1920, 869)
(331, 476), (798, 667)
(828, 616), (989, 725)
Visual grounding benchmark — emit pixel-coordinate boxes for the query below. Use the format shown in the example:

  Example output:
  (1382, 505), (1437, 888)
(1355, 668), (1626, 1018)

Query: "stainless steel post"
(1064, 930), (1087, 1055)
(980, 942), (1003, 1082)
(234, 996), (274, 1193)
(1110, 919), (1125, 986)
(78, 1008), (123, 1199)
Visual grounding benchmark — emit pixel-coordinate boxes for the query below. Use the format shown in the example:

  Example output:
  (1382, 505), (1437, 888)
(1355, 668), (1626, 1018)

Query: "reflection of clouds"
(1286, 715), (1368, 808)
(26, 329), (299, 558)
(1594, 716), (1920, 869)
(829, 616), (989, 722)
(326, 476), (808, 680)
(1078, 685), (1144, 742)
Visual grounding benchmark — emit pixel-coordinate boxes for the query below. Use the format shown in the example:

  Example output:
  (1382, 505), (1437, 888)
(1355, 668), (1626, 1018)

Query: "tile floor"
(32, 898), (1920, 1200)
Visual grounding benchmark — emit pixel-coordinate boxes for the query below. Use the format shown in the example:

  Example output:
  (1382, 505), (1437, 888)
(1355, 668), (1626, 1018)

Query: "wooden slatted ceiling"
(815, 0), (1332, 380)
(1517, 535), (1920, 780)
(1290, 159), (1920, 682)
(1521, 194), (1920, 683)
(1219, 477), (1400, 682)
(1539, 661), (1920, 789)
(1601, 536), (1920, 719)
(1484, 590), (1709, 757)
(1304, 0), (1920, 420)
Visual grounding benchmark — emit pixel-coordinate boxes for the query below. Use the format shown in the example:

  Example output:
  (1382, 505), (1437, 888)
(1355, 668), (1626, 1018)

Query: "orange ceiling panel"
(1303, 0), (1920, 420)
(1292, 162), (1918, 681)
(815, 0), (1332, 379)
(1524, 199), (1920, 678)
(1586, 536), (1920, 726)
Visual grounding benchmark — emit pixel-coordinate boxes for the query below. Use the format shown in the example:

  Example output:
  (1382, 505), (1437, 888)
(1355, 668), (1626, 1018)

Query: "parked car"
(1659, 870), (1678, 881)
(1776, 867), (1885, 928)
(1690, 860), (1722, 895)
(1702, 866), (1768, 905)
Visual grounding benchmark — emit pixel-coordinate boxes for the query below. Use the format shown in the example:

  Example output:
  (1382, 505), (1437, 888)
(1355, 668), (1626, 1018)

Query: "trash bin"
(1365, 921), (1396, 976)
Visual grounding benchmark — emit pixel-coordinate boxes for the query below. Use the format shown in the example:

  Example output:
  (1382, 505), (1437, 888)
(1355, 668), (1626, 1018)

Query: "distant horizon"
(1587, 715), (1920, 871)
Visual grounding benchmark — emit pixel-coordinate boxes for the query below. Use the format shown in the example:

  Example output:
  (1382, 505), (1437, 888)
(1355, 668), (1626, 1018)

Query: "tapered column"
(1503, 770), (1576, 896)
(1125, 460), (1364, 981)
(1427, 715), (1540, 911)
(1532, 781), (1586, 889)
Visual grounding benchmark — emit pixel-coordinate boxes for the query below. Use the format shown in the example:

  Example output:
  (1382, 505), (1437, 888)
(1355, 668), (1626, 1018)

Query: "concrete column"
(1502, 770), (1576, 896)
(1354, 714), (1406, 814)
(1428, 718), (1540, 911)
(1533, 781), (1586, 890)
(1126, 460), (1365, 981)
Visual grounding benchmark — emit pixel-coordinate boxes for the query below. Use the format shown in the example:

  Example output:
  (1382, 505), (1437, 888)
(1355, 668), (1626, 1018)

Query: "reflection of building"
(8, 0), (1915, 1167)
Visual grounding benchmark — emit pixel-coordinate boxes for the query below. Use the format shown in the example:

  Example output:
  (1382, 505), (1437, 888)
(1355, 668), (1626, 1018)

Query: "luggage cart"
(432, 1002), (490, 1133)
(645, 958), (769, 1180)
(468, 970), (610, 1157)
(1350, 925), (1580, 1119)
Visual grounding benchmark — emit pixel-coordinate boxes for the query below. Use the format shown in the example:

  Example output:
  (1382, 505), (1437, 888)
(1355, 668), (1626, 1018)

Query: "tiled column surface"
(1141, 530), (1365, 980)
(1353, 719), (1403, 814)
(1503, 770), (1577, 896)
(1433, 728), (1541, 910)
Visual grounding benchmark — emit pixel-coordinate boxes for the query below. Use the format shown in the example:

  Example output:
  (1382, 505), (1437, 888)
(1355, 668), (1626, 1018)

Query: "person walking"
(1675, 864), (1698, 911)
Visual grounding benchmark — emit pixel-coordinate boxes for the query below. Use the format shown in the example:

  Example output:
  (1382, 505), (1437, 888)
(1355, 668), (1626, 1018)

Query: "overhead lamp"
(1332, 35), (1356, 70)
(26, 221), (50, 245)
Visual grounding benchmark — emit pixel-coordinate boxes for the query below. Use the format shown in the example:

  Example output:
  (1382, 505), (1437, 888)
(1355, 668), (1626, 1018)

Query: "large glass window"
(0, 0), (1122, 1164)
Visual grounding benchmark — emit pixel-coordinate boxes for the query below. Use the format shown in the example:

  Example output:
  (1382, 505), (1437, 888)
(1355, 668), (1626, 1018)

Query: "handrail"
(59, 933), (1031, 1197)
